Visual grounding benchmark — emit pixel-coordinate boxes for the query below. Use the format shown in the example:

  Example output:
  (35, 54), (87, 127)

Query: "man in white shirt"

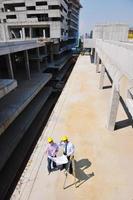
(59, 136), (75, 173)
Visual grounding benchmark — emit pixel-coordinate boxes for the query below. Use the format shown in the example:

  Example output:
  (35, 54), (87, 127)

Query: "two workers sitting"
(46, 136), (75, 175)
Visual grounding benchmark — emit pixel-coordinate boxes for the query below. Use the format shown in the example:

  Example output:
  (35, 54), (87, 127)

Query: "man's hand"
(70, 155), (74, 160)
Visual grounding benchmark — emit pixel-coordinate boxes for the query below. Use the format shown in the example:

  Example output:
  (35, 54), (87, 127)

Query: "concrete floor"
(12, 55), (133, 200)
(0, 73), (52, 135)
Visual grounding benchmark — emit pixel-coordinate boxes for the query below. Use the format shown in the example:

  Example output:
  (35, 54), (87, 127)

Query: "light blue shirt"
(59, 141), (75, 157)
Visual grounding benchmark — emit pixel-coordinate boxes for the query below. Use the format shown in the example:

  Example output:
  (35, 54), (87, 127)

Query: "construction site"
(0, 0), (133, 200)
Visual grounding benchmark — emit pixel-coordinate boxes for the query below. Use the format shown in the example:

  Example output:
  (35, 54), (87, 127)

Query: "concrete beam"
(107, 84), (120, 131)
(24, 50), (31, 80)
(0, 40), (50, 56)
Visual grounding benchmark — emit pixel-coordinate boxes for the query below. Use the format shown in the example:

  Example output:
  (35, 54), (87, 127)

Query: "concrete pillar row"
(6, 54), (14, 79)
(107, 84), (120, 131)
(24, 50), (31, 80)
(99, 63), (105, 89)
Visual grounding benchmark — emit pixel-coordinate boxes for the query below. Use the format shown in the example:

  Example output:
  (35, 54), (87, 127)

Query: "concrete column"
(90, 48), (93, 56)
(22, 27), (26, 40)
(99, 63), (105, 89)
(94, 51), (97, 64)
(24, 50), (31, 80)
(44, 45), (47, 55)
(107, 84), (120, 131)
(50, 44), (54, 63)
(29, 27), (32, 39)
(44, 46), (48, 67)
(2, 23), (7, 42)
(96, 54), (100, 73)
(6, 54), (14, 79)
(36, 48), (41, 72)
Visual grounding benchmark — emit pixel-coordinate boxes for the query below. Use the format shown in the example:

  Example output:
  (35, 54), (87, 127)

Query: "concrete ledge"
(0, 79), (17, 99)
(0, 86), (53, 171)
(48, 54), (72, 71)
(56, 59), (73, 81)
(0, 40), (47, 56)
(0, 73), (52, 135)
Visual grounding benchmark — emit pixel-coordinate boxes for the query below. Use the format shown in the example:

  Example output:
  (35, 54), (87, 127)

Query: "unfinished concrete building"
(0, 0), (81, 47)
(83, 23), (133, 131)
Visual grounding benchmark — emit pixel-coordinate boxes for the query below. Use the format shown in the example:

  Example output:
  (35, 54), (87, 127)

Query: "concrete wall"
(93, 23), (129, 42)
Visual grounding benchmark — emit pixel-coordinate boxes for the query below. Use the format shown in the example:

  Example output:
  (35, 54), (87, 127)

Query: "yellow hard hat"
(61, 136), (68, 141)
(48, 137), (53, 143)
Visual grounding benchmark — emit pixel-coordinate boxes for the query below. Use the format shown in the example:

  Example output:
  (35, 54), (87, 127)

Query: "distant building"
(93, 23), (129, 42)
(0, 0), (82, 48)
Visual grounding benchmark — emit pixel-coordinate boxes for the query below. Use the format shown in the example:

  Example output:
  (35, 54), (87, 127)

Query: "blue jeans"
(47, 157), (57, 173)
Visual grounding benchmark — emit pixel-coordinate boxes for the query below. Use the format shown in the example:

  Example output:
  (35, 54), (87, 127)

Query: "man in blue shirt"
(59, 136), (75, 173)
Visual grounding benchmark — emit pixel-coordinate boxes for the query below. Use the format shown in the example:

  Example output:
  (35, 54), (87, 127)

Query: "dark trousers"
(47, 157), (56, 173)
(62, 156), (73, 174)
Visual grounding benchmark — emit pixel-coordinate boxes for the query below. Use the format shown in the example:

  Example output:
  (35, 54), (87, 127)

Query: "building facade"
(0, 0), (81, 46)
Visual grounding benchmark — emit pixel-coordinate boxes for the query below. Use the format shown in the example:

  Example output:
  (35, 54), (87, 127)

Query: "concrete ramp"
(11, 55), (133, 200)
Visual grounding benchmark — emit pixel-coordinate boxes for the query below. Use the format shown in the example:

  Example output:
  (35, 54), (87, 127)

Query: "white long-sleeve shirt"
(59, 141), (75, 157)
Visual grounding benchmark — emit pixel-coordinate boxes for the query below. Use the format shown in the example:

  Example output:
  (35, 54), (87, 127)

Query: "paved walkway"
(12, 55), (133, 200)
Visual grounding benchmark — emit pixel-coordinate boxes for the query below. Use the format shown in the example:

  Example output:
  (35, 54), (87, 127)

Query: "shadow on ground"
(64, 158), (94, 189)
(103, 85), (112, 89)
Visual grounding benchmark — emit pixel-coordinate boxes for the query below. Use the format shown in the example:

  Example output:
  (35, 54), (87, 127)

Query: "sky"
(79, 0), (133, 35)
